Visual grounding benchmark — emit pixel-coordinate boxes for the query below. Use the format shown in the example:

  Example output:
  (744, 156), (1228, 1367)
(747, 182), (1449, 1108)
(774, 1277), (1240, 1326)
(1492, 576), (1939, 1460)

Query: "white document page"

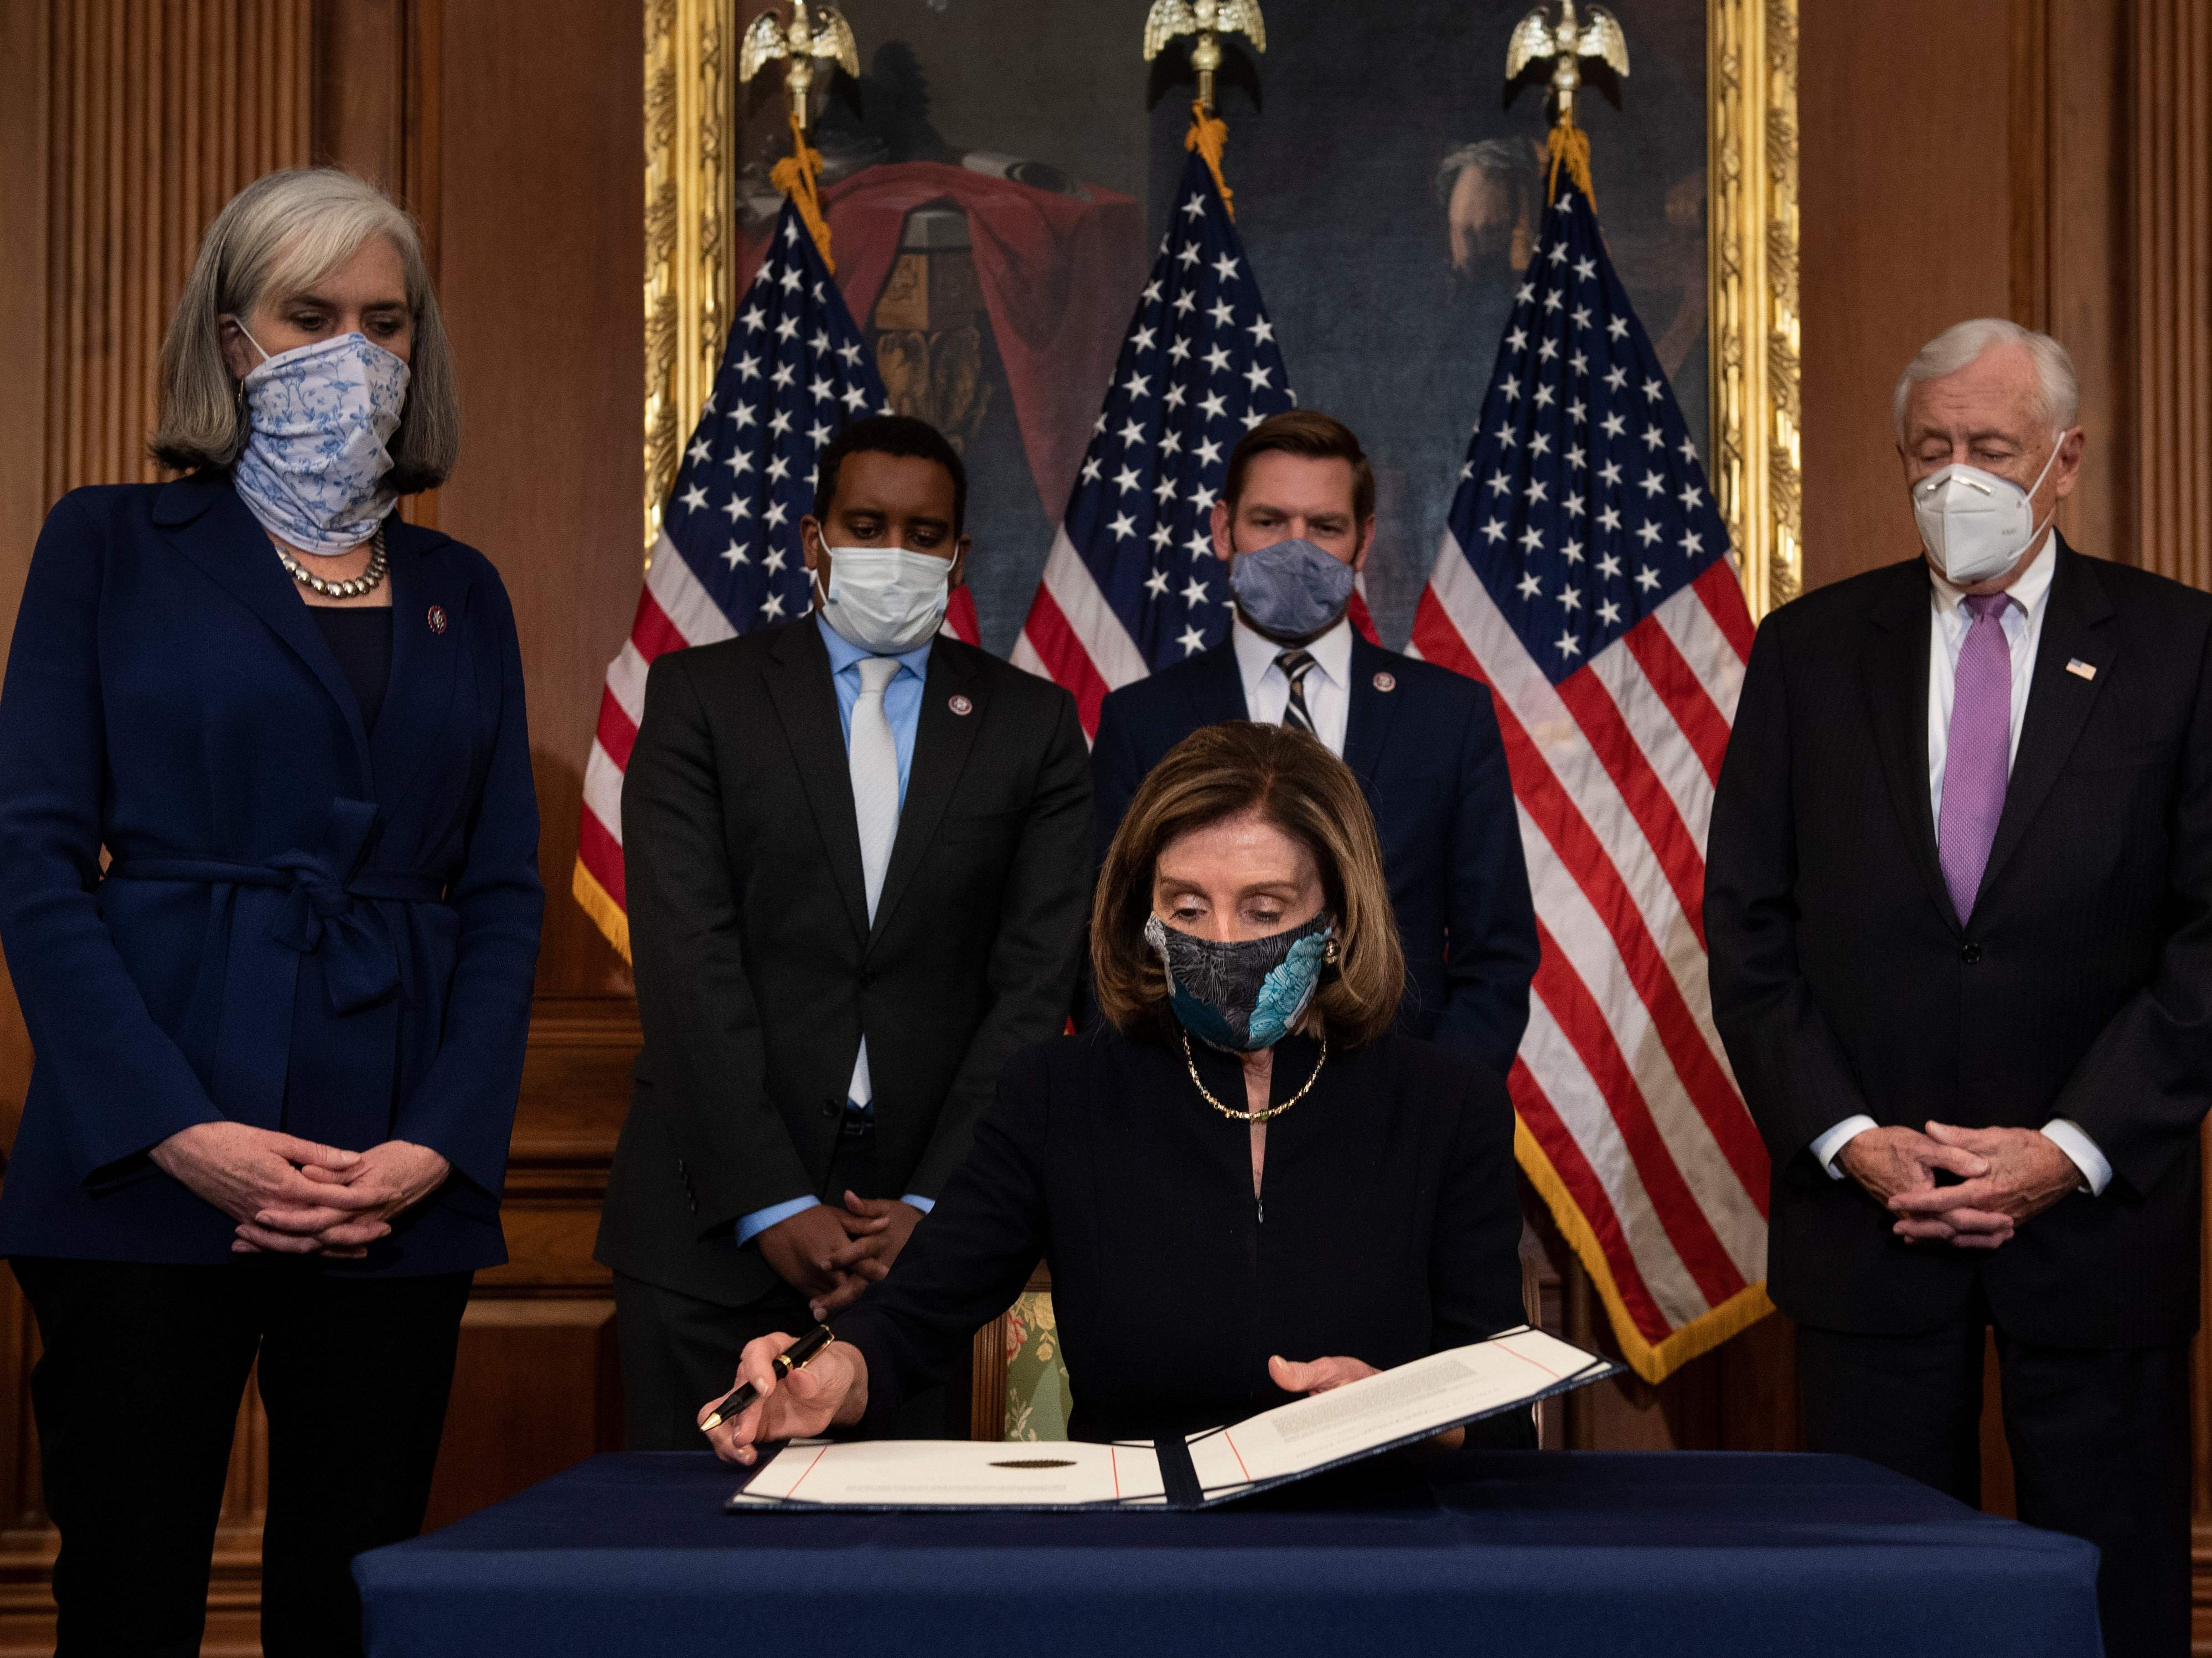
(1211, 1328), (1599, 1488)
(731, 1438), (1166, 1507)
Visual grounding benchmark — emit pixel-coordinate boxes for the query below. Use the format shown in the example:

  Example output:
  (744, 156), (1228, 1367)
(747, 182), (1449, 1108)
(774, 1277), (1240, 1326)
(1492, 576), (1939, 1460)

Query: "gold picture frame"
(642, 0), (734, 555)
(643, 0), (1803, 618)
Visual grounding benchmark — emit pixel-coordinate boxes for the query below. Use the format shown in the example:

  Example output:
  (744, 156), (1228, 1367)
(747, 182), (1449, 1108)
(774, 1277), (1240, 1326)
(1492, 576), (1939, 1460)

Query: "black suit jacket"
(1705, 541), (2212, 1346)
(1089, 633), (1539, 1076)
(595, 618), (1093, 1308)
(836, 1026), (1528, 1443)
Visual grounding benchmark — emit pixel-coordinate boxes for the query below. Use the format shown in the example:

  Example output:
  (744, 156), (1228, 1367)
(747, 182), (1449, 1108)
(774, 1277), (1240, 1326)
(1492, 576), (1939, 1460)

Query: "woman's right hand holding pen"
(699, 1331), (870, 1465)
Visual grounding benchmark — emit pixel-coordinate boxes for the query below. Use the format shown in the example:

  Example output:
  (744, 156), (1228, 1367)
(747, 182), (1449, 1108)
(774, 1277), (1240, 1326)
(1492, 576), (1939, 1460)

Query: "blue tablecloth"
(355, 1450), (2103, 1658)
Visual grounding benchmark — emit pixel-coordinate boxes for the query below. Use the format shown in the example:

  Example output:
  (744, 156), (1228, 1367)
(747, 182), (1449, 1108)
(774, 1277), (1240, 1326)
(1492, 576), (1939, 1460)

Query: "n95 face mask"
(817, 546), (952, 654)
(1911, 437), (2063, 586)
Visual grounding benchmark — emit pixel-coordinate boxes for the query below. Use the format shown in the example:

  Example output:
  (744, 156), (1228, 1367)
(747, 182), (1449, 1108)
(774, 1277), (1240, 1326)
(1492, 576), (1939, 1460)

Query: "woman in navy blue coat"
(0, 170), (541, 1656)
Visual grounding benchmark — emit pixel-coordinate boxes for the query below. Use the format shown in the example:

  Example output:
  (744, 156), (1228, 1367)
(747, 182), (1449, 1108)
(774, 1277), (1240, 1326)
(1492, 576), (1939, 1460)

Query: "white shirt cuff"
(1810, 1115), (1878, 1179)
(2039, 1119), (2111, 1196)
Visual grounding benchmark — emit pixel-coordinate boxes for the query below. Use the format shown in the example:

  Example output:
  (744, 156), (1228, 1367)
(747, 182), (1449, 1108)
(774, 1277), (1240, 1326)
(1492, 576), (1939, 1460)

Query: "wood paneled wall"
(44, 0), (314, 498)
(1798, 0), (2141, 588)
(0, 0), (2208, 1650)
(2135, 0), (2211, 590)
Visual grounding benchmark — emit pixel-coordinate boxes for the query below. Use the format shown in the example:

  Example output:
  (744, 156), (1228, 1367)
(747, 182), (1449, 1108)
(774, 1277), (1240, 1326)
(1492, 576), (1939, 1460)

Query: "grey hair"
(151, 168), (459, 490)
(1891, 318), (2079, 439)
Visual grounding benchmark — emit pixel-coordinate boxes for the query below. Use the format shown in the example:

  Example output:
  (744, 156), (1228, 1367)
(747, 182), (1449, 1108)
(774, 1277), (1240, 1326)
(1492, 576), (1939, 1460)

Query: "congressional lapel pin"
(1371, 671), (1397, 694)
(2065, 658), (2096, 681)
(426, 604), (448, 635)
(948, 693), (974, 717)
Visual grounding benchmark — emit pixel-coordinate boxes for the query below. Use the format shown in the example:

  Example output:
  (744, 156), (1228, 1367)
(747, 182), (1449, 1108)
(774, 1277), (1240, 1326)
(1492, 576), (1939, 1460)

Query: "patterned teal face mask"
(1145, 911), (1336, 1052)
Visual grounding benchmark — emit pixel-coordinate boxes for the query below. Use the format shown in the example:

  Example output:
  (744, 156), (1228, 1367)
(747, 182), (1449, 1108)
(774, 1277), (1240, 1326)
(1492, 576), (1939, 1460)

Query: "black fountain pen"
(699, 1324), (837, 1434)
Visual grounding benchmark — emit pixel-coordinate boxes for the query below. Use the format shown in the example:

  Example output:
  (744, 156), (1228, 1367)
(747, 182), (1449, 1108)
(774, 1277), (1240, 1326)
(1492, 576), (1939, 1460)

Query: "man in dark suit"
(1707, 320), (2212, 1656)
(597, 416), (1092, 1449)
(1091, 411), (1538, 1075)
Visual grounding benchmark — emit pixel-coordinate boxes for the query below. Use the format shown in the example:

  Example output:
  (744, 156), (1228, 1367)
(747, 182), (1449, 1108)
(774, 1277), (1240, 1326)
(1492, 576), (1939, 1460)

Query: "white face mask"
(1910, 435), (2063, 586)
(816, 546), (953, 654)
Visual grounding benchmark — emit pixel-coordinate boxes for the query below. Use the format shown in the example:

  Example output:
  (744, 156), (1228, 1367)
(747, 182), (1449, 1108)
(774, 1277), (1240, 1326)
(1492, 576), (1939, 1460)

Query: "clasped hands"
(756, 1190), (924, 1320)
(1837, 1121), (2080, 1250)
(149, 1120), (450, 1258)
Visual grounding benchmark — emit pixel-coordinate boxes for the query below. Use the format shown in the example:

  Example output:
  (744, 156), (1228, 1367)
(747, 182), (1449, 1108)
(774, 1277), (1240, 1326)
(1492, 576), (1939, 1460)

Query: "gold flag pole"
(737, 1), (860, 269)
(1506, 0), (1629, 202)
(1141, 0), (1267, 216)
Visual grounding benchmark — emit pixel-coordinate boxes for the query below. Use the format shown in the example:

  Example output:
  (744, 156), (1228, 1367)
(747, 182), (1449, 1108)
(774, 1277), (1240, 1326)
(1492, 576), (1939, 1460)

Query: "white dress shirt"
(1232, 612), (1354, 757)
(1812, 534), (2111, 1195)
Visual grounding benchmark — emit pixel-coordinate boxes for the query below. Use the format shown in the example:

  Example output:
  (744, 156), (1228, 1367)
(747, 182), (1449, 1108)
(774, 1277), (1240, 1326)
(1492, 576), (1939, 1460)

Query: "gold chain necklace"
(1180, 1029), (1327, 1123)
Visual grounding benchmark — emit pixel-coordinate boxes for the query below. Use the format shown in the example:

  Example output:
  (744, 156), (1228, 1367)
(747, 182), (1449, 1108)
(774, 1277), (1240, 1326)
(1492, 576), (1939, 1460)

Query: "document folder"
(724, 1325), (1617, 1513)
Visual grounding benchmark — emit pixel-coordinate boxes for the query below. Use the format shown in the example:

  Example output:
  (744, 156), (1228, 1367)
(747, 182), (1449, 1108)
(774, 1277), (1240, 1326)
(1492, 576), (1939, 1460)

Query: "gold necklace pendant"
(1181, 1029), (1327, 1123)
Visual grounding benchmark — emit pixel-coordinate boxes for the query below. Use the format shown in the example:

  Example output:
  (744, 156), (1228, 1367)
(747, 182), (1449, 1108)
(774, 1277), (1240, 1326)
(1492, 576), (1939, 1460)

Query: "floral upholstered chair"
(968, 1264), (1071, 1441)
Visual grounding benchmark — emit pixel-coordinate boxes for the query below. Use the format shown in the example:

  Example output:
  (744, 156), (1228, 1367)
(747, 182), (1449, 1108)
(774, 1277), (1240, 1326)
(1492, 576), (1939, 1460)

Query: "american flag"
(1010, 152), (1296, 735)
(574, 203), (900, 956)
(1408, 178), (1769, 1381)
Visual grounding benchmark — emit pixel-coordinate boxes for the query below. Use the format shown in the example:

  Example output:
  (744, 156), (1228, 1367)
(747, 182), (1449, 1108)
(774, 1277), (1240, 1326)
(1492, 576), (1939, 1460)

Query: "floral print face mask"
(232, 329), (411, 554)
(1145, 911), (1336, 1052)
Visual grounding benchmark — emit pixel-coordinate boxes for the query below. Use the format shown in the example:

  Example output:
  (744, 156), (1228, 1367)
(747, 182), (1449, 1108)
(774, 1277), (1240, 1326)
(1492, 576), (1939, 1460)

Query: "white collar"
(1926, 530), (2059, 627)
(1232, 611), (1356, 699)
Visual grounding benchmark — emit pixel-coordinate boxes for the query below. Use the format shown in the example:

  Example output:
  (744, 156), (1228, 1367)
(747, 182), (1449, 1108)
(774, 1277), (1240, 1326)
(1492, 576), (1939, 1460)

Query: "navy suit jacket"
(0, 473), (543, 1274)
(1090, 633), (1538, 1075)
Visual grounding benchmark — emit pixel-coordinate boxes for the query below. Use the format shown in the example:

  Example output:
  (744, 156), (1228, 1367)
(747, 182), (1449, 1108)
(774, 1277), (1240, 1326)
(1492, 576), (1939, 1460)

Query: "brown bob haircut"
(1222, 409), (1377, 529)
(1092, 721), (1406, 1047)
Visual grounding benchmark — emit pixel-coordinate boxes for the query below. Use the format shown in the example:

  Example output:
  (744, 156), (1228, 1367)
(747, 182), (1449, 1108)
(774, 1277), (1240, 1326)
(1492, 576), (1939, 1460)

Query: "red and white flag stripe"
(1410, 539), (1767, 1380)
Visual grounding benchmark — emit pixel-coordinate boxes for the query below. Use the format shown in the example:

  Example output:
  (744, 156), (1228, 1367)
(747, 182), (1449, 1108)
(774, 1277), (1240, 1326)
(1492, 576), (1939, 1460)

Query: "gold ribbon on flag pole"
(737, 1), (859, 269)
(1506, 0), (1627, 203)
(1142, 0), (1267, 217)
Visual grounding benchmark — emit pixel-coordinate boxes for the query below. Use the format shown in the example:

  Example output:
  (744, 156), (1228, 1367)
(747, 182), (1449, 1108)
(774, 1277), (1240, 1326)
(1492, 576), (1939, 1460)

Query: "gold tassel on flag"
(1144, 1), (1267, 219)
(738, 0), (858, 270)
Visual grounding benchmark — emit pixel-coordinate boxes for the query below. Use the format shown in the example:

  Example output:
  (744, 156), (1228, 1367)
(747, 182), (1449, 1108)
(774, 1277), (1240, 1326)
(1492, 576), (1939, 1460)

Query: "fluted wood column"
(2135, 0), (2210, 591)
(42, 0), (312, 498)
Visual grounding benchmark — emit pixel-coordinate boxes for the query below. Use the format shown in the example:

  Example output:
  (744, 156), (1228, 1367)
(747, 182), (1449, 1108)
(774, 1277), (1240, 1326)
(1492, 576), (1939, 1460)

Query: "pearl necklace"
(276, 524), (389, 600)
(1180, 1029), (1327, 1123)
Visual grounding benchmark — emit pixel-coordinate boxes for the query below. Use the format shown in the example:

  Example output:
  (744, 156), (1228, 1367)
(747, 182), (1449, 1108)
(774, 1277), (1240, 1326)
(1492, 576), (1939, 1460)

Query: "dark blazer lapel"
(869, 643), (985, 946)
(1180, 641), (1249, 729)
(1977, 541), (2116, 903)
(762, 619), (870, 942)
(156, 475), (373, 786)
(1860, 560), (1957, 932)
(1342, 633), (1403, 789)
(369, 524), (467, 804)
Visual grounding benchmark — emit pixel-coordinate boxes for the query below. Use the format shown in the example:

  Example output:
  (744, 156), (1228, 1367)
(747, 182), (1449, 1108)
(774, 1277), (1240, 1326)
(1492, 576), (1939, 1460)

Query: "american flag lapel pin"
(2066, 658), (2096, 681)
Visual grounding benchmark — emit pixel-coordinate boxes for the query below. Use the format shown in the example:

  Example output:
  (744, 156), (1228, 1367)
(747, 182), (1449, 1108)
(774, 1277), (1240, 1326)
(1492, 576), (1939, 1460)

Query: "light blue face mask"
(1228, 537), (1357, 641)
(231, 329), (411, 554)
(1145, 911), (1336, 1052)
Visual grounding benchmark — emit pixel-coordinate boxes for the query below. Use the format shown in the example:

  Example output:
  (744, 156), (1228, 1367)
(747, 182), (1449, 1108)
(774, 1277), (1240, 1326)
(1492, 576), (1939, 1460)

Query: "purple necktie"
(1938, 592), (2014, 922)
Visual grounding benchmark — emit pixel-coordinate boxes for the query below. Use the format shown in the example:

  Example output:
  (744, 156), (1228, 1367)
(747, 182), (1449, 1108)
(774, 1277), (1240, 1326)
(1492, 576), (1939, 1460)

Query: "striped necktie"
(1276, 649), (1317, 735)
